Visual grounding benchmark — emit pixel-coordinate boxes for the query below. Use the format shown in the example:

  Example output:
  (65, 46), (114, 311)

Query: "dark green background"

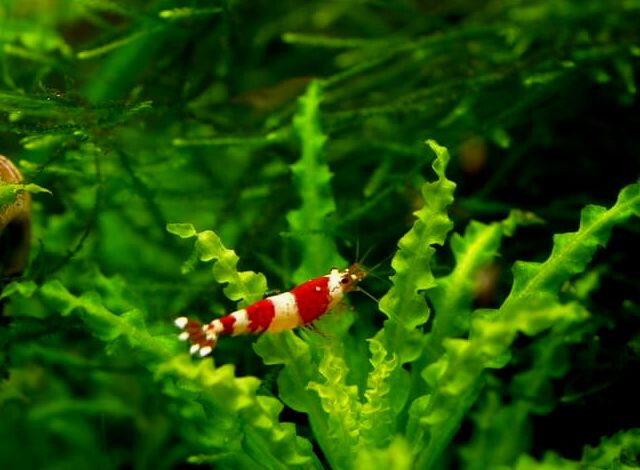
(1, 1), (639, 468)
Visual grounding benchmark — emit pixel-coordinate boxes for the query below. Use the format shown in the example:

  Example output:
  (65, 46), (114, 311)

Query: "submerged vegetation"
(1, 1), (640, 468)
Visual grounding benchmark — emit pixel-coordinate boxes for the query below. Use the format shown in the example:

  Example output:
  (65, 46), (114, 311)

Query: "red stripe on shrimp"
(219, 315), (236, 335)
(290, 276), (331, 324)
(245, 299), (276, 333)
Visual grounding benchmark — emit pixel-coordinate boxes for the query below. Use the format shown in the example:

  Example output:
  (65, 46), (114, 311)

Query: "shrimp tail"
(175, 316), (217, 357)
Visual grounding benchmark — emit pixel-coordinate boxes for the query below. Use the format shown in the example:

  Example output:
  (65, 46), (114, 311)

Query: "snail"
(0, 155), (31, 277)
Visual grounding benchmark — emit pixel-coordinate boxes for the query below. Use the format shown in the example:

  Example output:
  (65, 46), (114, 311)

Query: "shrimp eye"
(340, 276), (350, 285)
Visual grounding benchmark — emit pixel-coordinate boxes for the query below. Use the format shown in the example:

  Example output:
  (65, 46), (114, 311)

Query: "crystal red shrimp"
(175, 263), (367, 356)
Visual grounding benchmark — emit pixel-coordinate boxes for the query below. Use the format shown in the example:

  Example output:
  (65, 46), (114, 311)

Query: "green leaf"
(168, 226), (267, 305)
(378, 139), (456, 361)
(512, 428), (640, 469)
(285, 80), (344, 282)
(10, 273), (317, 469)
(253, 331), (315, 411)
(412, 183), (640, 469)
(424, 220), (504, 360)
(158, 7), (223, 20)
(360, 339), (398, 446)
(0, 182), (51, 206)
(307, 346), (362, 466)
(166, 222), (197, 238)
(0, 280), (37, 300)
(354, 436), (413, 470)
(39, 279), (165, 350)
(254, 330), (341, 467)
(513, 452), (580, 469)
(423, 209), (541, 367)
(370, 140), (455, 438)
(155, 356), (318, 469)
(251, 80), (358, 469)
(505, 183), (640, 311)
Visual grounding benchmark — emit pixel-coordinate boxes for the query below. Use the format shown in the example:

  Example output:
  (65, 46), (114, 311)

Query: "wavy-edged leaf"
(415, 209), (544, 403)
(305, 338), (399, 467)
(0, 280), (37, 300)
(285, 80), (344, 282)
(583, 427), (640, 468)
(156, 355), (318, 469)
(167, 223), (267, 306)
(38, 279), (172, 355)
(461, 312), (592, 469)
(504, 183), (640, 311)
(377, 139), (456, 364)
(253, 331), (338, 466)
(425, 216), (512, 360)
(10, 274), (317, 469)
(513, 428), (640, 469)
(412, 183), (640, 469)
(422, 209), (543, 368)
(513, 453), (579, 470)
(414, 300), (589, 469)
(307, 347), (362, 467)
(368, 140), (455, 441)
(254, 331), (314, 409)
(252, 81), (355, 469)
(354, 436), (413, 470)
(359, 338), (398, 446)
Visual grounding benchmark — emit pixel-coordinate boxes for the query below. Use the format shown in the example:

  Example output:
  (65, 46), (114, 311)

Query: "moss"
(1, 1), (640, 468)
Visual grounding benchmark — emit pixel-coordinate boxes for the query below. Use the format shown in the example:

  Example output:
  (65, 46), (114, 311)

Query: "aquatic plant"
(1, 1), (639, 468)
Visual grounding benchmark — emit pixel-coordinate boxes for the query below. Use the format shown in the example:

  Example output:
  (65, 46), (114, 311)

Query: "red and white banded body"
(175, 264), (366, 356)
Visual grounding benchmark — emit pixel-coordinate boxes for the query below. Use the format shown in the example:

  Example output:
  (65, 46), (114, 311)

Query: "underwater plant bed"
(1, 1), (640, 469)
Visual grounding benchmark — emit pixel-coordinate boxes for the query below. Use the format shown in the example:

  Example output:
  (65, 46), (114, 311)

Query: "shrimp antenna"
(355, 285), (380, 304)
(363, 250), (394, 277)
(358, 244), (377, 267)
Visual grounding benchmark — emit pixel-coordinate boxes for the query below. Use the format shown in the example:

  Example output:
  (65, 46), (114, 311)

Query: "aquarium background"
(1, 1), (640, 469)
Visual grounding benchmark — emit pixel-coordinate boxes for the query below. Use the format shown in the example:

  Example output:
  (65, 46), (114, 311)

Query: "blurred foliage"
(1, 0), (640, 469)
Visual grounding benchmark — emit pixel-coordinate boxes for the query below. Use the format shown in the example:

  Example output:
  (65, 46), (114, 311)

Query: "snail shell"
(0, 156), (32, 276)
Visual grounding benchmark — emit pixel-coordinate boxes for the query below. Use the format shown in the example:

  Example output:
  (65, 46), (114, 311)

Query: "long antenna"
(355, 285), (380, 304)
